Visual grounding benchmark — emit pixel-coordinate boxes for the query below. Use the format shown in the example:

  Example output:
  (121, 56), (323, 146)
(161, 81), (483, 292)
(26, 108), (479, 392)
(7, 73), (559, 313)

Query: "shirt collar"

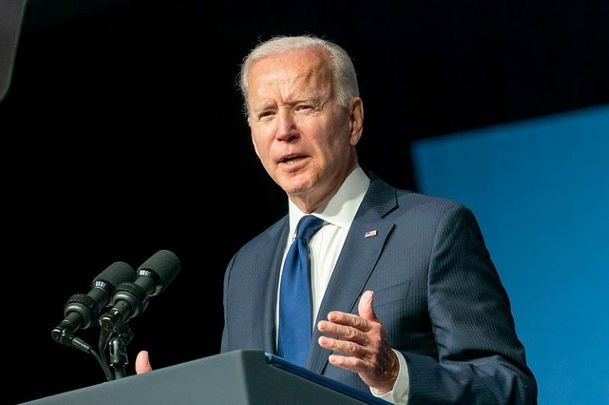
(288, 166), (370, 237)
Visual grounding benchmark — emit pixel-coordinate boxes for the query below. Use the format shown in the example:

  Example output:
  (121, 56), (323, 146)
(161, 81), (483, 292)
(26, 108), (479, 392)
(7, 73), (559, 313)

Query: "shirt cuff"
(369, 349), (410, 404)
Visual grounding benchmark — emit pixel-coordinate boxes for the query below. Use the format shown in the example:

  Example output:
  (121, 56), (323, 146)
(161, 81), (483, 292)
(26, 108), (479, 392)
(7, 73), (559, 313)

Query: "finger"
(328, 353), (369, 374)
(330, 346), (400, 394)
(326, 311), (372, 332)
(135, 350), (153, 374)
(358, 290), (379, 322)
(318, 336), (368, 358)
(317, 320), (369, 345)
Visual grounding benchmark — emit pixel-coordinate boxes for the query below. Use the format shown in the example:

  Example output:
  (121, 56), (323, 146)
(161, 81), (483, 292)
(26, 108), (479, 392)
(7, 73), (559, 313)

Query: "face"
(246, 47), (363, 212)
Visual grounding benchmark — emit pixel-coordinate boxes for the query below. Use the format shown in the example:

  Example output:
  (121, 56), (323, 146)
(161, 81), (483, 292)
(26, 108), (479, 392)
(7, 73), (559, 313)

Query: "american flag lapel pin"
(365, 229), (377, 238)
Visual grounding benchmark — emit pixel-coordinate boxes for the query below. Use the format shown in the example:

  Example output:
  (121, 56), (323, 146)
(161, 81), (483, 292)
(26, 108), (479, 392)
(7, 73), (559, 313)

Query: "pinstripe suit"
(221, 174), (537, 404)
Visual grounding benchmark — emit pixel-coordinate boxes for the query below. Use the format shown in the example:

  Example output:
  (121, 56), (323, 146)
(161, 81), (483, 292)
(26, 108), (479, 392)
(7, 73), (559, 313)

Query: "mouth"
(277, 154), (308, 166)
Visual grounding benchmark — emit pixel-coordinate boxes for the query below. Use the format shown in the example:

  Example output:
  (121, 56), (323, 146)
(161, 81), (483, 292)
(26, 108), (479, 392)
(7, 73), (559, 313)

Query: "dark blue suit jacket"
(221, 175), (537, 404)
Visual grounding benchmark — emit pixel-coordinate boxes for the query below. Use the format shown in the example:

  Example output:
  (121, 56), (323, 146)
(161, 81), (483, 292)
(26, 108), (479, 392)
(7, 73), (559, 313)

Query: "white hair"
(239, 35), (359, 115)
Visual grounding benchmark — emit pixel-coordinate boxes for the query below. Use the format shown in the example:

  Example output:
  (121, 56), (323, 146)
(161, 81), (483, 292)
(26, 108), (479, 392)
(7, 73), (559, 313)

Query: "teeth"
(287, 160), (294, 165)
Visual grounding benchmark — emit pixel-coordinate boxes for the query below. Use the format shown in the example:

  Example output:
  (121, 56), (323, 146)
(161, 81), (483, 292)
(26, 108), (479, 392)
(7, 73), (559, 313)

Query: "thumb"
(135, 350), (153, 374)
(358, 290), (378, 322)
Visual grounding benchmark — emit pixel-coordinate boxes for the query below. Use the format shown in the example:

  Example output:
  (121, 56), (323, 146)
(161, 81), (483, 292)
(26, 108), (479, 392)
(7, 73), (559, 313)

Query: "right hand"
(135, 350), (153, 374)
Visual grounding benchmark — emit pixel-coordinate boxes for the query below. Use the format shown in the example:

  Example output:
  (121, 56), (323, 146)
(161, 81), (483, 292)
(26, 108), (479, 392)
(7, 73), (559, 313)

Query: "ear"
(348, 97), (364, 146)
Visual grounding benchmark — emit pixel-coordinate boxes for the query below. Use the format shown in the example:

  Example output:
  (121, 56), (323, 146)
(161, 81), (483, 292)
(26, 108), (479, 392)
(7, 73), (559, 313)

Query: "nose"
(276, 109), (299, 142)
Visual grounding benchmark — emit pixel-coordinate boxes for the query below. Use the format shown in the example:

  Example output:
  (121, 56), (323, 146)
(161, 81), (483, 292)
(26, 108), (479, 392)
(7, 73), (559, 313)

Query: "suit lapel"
(262, 217), (290, 354)
(306, 177), (398, 373)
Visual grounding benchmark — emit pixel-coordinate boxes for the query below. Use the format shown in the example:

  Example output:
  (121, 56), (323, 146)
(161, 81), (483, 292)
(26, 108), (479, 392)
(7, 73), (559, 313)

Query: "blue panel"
(411, 105), (609, 404)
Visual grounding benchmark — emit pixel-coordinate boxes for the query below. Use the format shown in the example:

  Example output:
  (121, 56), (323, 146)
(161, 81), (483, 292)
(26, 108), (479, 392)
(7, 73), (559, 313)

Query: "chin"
(276, 172), (314, 193)
(281, 178), (318, 197)
(282, 182), (312, 196)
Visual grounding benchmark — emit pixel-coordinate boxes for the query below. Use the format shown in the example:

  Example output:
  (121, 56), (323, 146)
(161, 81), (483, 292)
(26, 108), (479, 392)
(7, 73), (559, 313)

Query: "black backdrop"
(4, 0), (608, 403)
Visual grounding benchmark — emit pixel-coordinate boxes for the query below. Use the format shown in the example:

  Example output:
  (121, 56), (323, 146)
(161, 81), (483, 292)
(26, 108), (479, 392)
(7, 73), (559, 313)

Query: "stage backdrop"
(411, 104), (609, 404)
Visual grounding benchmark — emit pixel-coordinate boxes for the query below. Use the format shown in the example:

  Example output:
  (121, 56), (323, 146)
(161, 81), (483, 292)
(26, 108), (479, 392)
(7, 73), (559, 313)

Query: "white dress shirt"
(275, 166), (410, 404)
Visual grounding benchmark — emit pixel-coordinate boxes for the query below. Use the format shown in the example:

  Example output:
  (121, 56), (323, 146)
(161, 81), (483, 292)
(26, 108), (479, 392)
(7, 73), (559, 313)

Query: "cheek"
(251, 130), (271, 159)
(251, 135), (261, 158)
(321, 126), (351, 157)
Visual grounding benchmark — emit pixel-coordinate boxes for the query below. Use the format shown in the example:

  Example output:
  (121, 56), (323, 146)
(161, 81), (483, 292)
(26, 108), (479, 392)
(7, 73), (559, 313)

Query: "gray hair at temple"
(238, 35), (360, 116)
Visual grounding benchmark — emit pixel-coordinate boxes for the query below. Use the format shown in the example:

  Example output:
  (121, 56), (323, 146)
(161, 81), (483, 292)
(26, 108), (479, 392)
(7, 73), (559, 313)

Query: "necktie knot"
(295, 215), (324, 242)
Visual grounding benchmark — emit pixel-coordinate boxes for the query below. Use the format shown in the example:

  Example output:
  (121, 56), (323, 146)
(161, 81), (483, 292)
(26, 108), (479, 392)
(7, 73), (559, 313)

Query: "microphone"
(51, 261), (136, 346)
(99, 250), (181, 332)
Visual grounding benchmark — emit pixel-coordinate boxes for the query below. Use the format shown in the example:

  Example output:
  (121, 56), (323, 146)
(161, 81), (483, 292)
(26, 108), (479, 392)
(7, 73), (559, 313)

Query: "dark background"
(4, 0), (608, 403)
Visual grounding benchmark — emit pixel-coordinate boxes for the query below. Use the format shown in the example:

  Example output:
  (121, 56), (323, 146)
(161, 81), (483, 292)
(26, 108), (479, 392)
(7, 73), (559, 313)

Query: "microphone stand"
(107, 320), (134, 379)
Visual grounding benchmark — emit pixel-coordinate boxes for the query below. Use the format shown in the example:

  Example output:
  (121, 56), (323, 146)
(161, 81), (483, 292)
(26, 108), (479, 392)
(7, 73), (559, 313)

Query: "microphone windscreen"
(137, 250), (181, 293)
(94, 261), (136, 289)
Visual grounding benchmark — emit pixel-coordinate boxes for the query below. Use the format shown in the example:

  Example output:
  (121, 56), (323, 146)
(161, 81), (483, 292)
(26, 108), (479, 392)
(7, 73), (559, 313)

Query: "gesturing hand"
(317, 290), (399, 393)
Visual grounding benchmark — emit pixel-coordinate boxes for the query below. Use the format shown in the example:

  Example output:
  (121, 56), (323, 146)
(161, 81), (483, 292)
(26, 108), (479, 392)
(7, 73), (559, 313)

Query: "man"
(138, 35), (537, 404)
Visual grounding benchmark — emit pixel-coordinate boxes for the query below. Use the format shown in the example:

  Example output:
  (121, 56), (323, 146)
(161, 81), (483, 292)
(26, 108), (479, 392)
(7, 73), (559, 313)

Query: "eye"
(258, 110), (275, 121)
(295, 104), (315, 113)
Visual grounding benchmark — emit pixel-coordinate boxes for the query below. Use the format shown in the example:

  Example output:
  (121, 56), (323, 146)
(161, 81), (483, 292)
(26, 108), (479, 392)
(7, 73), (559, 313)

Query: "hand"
(135, 350), (153, 374)
(317, 290), (399, 393)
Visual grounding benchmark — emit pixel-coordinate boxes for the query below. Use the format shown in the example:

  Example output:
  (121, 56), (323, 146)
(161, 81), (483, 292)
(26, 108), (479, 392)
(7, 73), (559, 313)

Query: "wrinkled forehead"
(247, 47), (334, 97)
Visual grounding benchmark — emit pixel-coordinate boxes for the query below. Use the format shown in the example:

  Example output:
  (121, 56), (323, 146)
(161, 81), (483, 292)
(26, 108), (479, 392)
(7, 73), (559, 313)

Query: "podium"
(22, 350), (388, 404)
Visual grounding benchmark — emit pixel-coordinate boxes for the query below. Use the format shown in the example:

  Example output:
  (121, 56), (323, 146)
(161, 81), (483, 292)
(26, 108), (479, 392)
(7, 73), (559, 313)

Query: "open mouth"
(279, 154), (307, 165)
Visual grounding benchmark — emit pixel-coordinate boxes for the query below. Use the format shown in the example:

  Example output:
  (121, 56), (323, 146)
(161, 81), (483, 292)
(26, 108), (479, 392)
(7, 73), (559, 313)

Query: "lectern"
(22, 350), (389, 404)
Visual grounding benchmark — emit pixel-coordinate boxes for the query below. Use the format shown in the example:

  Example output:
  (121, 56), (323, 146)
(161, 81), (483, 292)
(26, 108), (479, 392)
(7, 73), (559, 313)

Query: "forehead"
(247, 47), (333, 97)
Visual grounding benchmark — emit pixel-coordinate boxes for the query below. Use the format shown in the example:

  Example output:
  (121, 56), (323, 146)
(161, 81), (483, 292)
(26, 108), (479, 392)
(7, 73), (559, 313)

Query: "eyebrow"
(251, 102), (276, 114)
(252, 96), (328, 114)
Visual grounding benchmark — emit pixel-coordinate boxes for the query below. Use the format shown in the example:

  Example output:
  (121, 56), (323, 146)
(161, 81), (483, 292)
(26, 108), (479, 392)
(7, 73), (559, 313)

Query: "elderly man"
(138, 35), (537, 404)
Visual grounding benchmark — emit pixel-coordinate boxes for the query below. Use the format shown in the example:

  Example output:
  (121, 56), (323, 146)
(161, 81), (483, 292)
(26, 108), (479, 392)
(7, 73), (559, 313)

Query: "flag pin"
(365, 229), (377, 238)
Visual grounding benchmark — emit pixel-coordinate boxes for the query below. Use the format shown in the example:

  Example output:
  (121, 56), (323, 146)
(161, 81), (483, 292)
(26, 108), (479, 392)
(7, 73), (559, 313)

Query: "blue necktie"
(278, 215), (324, 366)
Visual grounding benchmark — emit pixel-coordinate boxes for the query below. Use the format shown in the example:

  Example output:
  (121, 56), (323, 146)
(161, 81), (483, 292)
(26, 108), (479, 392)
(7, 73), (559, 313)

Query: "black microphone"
(51, 261), (136, 346)
(99, 250), (181, 333)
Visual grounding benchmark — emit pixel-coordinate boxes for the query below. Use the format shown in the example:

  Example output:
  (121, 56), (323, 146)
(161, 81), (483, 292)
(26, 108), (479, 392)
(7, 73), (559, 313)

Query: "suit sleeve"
(220, 254), (236, 353)
(402, 205), (537, 404)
